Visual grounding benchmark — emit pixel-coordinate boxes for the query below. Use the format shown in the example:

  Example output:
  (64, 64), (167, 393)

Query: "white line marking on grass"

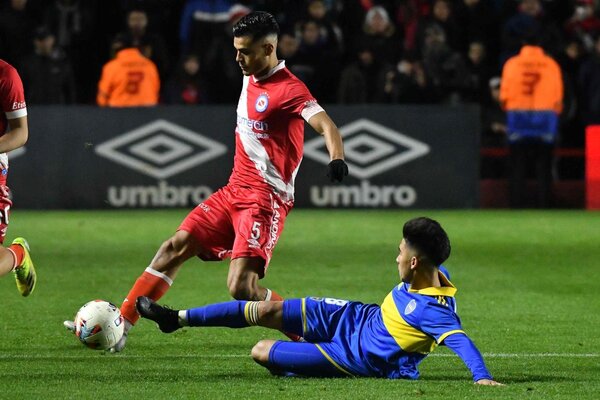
(0, 353), (598, 360)
(432, 353), (600, 358)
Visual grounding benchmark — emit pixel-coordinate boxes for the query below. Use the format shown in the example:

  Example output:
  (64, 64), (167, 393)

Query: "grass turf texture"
(0, 209), (598, 399)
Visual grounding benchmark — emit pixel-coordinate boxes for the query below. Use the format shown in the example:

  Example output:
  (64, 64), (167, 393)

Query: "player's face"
(234, 36), (271, 76)
(396, 239), (415, 283)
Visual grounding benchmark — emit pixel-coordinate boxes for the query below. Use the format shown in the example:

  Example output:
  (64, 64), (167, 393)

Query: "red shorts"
(0, 184), (12, 244)
(179, 185), (291, 275)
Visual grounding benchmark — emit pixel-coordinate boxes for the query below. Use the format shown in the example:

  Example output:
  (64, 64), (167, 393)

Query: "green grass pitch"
(0, 209), (599, 399)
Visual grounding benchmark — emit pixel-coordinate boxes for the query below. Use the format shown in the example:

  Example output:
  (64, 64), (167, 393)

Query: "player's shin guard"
(121, 268), (172, 325)
(186, 301), (260, 327)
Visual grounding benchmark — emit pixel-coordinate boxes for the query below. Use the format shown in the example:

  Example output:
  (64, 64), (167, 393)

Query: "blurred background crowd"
(1, 0), (599, 174)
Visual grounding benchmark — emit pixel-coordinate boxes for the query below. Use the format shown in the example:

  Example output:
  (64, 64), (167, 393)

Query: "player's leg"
(227, 256), (270, 300)
(228, 189), (291, 304)
(0, 187), (36, 295)
(251, 340), (349, 377)
(118, 230), (203, 326)
(65, 230), (204, 352)
(136, 296), (286, 333)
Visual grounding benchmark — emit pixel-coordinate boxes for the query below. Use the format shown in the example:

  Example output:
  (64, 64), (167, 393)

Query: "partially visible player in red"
(65, 11), (348, 351)
(0, 59), (36, 296)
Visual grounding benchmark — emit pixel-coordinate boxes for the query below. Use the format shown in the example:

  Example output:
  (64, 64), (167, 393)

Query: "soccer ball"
(74, 300), (124, 350)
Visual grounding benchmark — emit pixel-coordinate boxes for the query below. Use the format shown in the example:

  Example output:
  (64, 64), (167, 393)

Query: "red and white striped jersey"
(229, 61), (324, 203)
(0, 59), (27, 169)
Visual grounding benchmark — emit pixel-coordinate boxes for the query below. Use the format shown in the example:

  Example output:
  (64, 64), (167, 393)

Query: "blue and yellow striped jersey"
(315, 267), (474, 379)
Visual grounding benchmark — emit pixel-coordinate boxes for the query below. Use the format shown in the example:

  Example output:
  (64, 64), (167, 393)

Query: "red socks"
(120, 268), (172, 325)
(7, 243), (25, 270)
(267, 289), (284, 301)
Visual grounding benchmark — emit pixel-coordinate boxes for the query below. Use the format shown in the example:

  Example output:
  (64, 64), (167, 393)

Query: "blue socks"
(186, 301), (251, 328)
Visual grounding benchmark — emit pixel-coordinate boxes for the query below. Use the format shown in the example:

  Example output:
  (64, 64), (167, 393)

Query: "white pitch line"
(0, 353), (597, 360)
(432, 353), (600, 358)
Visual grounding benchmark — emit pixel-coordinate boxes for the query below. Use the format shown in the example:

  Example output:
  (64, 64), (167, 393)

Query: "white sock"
(178, 310), (188, 326)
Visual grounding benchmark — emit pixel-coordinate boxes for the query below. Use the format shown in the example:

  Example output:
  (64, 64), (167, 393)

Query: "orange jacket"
(97, 48), (160, 107)
(500, 46), (563, 114)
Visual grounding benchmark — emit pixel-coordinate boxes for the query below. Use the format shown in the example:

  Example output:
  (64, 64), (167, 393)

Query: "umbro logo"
(95, 119), (227, 179)
(304, 118), (430, 179)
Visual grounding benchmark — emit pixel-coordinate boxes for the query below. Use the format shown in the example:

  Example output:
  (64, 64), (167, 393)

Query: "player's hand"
(475, 379), (504, 386)
(327, 159), (348, 182)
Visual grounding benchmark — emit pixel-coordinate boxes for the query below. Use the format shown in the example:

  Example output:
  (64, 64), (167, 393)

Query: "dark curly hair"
(402, 217), (451, 266)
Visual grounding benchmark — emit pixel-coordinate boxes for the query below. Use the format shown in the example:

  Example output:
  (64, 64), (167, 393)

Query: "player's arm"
(0, 115), (28, 153)
(307, 111), (348, 182)
(442, 332), (504, 385)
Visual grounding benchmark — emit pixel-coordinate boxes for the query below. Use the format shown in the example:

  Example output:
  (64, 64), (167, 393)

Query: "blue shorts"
(270, 297), (381, 377)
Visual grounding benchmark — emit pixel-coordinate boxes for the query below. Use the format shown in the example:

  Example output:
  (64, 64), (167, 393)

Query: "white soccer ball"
(74, 300), (124, 350)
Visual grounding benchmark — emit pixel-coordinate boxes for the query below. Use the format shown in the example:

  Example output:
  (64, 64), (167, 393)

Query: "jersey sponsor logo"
(237, 115), (269, 134)
(95, 119), (227, 179)
(12, 101), (26, 110)
(255, 93), (269, 112)
(404, 299), (417, 315)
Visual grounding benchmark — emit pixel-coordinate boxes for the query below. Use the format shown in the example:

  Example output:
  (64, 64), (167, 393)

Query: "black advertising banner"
(8, 105), (479, 209)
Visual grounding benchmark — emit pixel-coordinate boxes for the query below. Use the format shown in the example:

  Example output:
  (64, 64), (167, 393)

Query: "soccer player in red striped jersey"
(65, 11), (348, 351)
(0, 59), (36, 297)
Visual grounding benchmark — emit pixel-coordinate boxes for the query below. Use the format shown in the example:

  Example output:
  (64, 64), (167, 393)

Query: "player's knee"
(227, 278), (257, 300)
(251, 340), (273, 366)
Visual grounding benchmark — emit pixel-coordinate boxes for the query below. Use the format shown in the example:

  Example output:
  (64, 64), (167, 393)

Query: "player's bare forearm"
(308, 111), (345, 160)
(0, 116), (28, 153)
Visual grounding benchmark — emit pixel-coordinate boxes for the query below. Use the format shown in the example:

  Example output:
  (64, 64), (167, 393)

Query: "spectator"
(420, 23), (470, 104)
(0, 0), (39, 69)
(564, 0), (600, 53)
(578, 34), (600, 124)
(500, 0), (563, 62)
(300, 0), (343, 56)
(179, 0), (232, 59)
(454, 0), (500, 57)
(96, 35), (160, 107)
(337, 46), (386, 103)
(394, 0), (431, 56)
(381, 56), (430, 103)
(463, 40), (495, 103)
(480, 76), (507, 178)
(43, 0), (100, 103)
(294, 18), (339, 102)
(500, 34), (563, 207)
(118, 9), (170, 81)
(353, 6), (402, 68)
(557, 37), (585, 149)
(417, 0), (462, 53)
(163, 53), (208, 104)
(20, 26), (76, 104)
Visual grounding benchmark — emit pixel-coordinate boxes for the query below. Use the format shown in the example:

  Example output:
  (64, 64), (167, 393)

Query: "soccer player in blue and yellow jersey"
(136, 217), (502, 385)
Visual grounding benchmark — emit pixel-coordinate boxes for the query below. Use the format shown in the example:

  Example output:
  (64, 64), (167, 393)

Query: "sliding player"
(137, 217), (502, 384)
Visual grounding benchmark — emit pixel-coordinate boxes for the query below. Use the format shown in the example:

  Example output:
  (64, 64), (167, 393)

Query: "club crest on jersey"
(255, 94), (269, 112)
(404, 299), (417, 315)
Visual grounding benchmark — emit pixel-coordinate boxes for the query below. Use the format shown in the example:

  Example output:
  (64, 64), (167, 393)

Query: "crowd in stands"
(1, 0), (600, 170)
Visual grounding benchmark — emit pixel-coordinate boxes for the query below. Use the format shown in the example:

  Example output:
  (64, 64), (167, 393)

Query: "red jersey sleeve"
(1, 63), (27, 120)
(281, 80), (324, 121)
